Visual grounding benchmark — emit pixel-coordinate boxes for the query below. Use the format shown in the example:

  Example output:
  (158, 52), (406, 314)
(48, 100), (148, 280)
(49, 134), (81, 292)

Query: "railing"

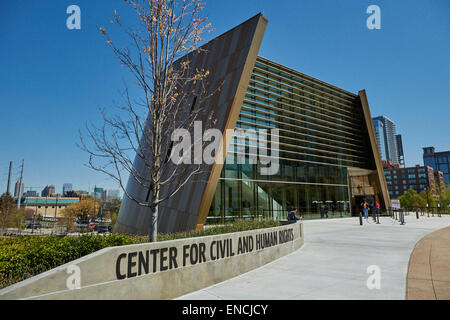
(401, 206), (448, 218)
(206, 207), (352, 224)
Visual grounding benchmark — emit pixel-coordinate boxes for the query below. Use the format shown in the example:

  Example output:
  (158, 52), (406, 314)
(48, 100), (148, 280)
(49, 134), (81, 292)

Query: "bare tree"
(0, 193), (15, 231)
(79, 0), (219, 242)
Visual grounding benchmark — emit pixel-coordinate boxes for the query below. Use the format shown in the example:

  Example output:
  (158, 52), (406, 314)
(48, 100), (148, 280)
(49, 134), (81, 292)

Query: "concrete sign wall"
(0, 223), (303, 300)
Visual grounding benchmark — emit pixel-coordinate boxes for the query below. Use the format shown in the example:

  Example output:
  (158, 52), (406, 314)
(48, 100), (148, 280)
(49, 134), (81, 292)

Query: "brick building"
(384, 165), (444, 199)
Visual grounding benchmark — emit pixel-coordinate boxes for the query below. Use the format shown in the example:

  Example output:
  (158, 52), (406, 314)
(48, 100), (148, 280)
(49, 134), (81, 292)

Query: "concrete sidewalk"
(176, 214), (450, 300)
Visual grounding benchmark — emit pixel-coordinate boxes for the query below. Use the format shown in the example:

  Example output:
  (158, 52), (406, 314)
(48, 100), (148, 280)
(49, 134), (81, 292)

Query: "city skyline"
(5, 177), (122, 199)
(1, 0), (449, 195)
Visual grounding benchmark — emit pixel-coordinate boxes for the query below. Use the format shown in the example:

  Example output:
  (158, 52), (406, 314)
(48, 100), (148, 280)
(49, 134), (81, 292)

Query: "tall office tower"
(107, 189), (121, 201)
(372, 116), (399, 165)
(373, 118), (386, 160)
(423, 147), (450, 184)
(93, 187), (104, 198)
(116, 14), (390, 235)
(41, 185), (56, 197)
(14, 180), (24, 199)
(395, 134), (405, 167)
(62, 183), (73, 196)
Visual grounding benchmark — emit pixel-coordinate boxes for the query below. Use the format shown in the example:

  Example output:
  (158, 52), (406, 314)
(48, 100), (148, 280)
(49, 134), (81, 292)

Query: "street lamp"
(54, 195), (59, 234)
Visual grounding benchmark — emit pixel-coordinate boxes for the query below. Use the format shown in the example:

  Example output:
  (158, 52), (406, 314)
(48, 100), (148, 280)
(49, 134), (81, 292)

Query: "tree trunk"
(149, 182), (160, 242)
(149, 202), (158, 242)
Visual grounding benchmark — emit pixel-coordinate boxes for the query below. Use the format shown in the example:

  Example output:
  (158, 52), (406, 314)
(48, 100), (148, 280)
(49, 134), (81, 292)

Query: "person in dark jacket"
(287, 208), (300, 223)
(320, 202), (328, 219)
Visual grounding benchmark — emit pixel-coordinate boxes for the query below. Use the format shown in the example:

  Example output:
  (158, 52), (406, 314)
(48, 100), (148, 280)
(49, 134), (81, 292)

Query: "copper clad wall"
(115, 14), (268, 235)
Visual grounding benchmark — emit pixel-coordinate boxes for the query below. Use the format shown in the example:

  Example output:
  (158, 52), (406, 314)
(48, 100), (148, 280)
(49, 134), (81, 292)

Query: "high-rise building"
(92, 187), (107, 201)
(93, 187), (104, 198)
(106, 189), (121, 201)
(395, 134), (405, 167)
(41, 185), (55, 197)
(116, 14), (390, 235)
(372, 116), (400, 165)
(373, 118), (386, 161)
(62, 183), (73, 196)
(14, 180), (24, 199)
(423, 147), (450, 184)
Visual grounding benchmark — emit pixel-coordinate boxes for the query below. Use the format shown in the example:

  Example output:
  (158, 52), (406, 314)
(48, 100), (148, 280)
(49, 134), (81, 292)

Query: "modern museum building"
(115, 13), (390, 235)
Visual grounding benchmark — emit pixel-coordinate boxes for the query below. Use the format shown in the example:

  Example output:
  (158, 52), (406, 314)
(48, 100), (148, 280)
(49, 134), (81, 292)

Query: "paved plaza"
(177, 214), (450, 300)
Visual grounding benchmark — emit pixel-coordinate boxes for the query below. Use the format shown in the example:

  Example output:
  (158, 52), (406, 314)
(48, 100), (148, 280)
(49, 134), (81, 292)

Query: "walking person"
(363, 201), (369, 220)
(320, 202), (328, 219)
(376, 201), (380, 219)
(370, 201), (376, 221)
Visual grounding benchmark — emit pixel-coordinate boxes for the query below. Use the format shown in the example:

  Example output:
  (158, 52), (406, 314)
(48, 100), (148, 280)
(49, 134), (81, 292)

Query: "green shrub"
(0, 220), (281, 288)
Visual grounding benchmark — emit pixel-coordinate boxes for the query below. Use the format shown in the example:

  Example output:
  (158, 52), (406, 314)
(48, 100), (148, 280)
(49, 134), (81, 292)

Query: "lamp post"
(54, 195), (58, 234)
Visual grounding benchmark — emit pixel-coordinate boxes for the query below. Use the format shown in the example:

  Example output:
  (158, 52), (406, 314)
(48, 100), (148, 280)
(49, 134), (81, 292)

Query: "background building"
(373, 118), (386, 161)
(93, 187), (107, 201)
(24, 190), (38, 197)
(395, 134), (405, 167)
(65, 190), (90, 199)
(14, 180), (24, 199)
(21, 197), (80, 220)
(384, 165), (444, 199)
(106, 189), (121, 202)
(372, 116), (402, 166)
(423, 147), (450, 184)
(41, 185), (56, 197)
(382, 160), (401, 170)
(62, 183), (73, 196)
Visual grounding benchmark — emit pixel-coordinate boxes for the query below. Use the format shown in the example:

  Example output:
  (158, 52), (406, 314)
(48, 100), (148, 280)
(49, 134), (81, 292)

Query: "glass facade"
(372, 116), (400, 165)
(373, 119), (386, 160)
(207, 57), (375, 223)
(423, 147), (450, 184)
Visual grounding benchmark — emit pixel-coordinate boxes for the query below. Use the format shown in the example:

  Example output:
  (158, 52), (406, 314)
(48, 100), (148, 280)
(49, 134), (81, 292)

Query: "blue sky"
(0, 0), (449, 195)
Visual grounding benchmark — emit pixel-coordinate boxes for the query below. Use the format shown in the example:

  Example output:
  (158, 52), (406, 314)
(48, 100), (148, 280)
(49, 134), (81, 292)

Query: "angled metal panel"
(115, 14), (268, 235)
(358, 90), (391, 210)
